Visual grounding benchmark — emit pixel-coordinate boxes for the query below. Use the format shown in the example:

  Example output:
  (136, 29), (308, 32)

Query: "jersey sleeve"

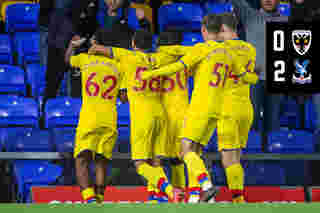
(141, 60), (186, 80)
(70, 54), (85, 68)
(231, 47), (258, 85)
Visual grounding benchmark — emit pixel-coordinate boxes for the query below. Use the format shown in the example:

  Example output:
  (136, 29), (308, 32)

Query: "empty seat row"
(4, 3), (39, 33)
(0, 64), (68, 97)
(0, 96), (130, 128)
(205, 129), (316, 154)
(0, 32), (40, 66)
(158, 2), (290, 32)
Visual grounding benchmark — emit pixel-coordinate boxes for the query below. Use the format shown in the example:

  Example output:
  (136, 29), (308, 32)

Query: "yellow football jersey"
(151, 45), (192, 105)
(142, 40), (233, 118)
(223, 39), (257, 102)
(70, 53), (123, 132)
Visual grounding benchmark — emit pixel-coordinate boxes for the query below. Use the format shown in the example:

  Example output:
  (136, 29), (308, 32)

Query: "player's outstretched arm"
(65, 36), (83, 65)
(141, 60), (186, 80)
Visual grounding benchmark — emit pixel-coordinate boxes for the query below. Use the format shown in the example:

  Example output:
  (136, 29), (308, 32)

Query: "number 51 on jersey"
(266, 22), (318, 94)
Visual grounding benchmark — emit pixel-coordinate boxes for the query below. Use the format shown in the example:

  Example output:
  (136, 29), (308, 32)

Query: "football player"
(88, 30), (174, 201)
(65, 28), (128, 203)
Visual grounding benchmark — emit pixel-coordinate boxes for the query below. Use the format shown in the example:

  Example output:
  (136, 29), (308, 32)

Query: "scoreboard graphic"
(266, 22), (319, 94)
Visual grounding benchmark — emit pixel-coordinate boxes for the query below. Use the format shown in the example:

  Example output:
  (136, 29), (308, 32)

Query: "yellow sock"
(183, 152), (211, 190)
(171, 163), (186, 189)
(147, 182), (158, 203)
(225, 163), (245, 203)
(137, 163), (173, 199)
(96, 194), (104, 204)
(187, 166), (201, 203)
(81, 187), (96, 203)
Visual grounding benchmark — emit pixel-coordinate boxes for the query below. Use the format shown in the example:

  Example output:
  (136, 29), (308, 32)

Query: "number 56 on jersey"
(266, 22), (319, 94)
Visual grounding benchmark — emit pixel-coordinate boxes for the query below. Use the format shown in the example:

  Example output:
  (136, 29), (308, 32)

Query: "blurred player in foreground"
(150, 31), (192, 202)
(88, 30), (174, 202)
(215, 13), (258, 203)
(65, 28), (127, 203)
(142, 14), (236, 203)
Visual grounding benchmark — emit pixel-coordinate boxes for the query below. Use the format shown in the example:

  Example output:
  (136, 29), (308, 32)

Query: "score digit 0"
(273, 30), (285, 82)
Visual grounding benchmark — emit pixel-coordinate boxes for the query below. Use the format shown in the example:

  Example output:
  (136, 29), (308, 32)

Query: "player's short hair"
(94, 28), (130, 49)
(202, 13), (238, 33)
(157, 30), (183, 46)
(202, 13), (223, 33)
(132, 30), (154, 51)
(219, 12), (238, 32)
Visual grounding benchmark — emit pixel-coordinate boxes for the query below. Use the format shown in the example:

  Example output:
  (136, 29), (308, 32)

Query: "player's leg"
(169, 118), (186, 201)
(74, 131), (97, 203)
(153, 117), (174, 201)
(180, 116), (216, 203)
(218, 118), (244, 203)
(94, 154), (109, 203)
(94, 127), (117, 203)
(132, 118), (173, 201)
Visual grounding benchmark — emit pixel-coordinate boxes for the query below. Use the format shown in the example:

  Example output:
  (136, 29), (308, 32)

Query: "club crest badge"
(292, 30), (312, 55)
(292, 59), (311, 84)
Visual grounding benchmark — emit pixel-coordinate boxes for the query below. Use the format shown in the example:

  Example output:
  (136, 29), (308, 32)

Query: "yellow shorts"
(180, 114), (217, 147)
(217, 103), (254, 151)
(130, 115), (168, 160)
(74, 127), (117, 160)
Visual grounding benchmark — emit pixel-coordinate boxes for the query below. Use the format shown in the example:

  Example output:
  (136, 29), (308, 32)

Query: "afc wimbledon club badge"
(292, 59), (311, 84)
(292, 30), (312, 56)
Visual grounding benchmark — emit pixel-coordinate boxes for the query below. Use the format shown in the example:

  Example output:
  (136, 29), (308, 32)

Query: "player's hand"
(70, 35), (82, 48)
(88, 44), (107, 55)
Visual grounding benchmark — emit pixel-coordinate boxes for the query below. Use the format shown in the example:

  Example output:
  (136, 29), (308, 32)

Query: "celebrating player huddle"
(65, 12), (258, 204)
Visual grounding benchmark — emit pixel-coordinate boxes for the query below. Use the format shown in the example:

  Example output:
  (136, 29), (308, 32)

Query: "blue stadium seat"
(5, 129), (54, 152)
(158, 3), (204, 32)
(0, 34), (13, 64)
(267, 130), (314, 153)
(13, 32), (40, 66)
(118, 126), (130, 153)
(13, 160), (62, 203)
(51, 128), (75, 153)
(5, 3), (40, 33)
(0, 65), (26, 95)
(202, 1), (233, 14)
(280, 97), (301, 129)
(212, 163), (226, 185)
(0, 96), (39, 127)
(212, 161), (286, 185)
(268, 130), (314, 185)
(152, 35), (158, 51)
(117, 100), (130, 126)
(25, 64), (46, 97)
(243, 131), (262, 153)
(58, 72), (69, 96)
(181, 32), (204, 46)
(245, 162), (286, 185)
(305, 99), (317, 131)
(44, 97), (81, 128)
(117, 100), (130, 153)
(278, 3), (290, 16)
